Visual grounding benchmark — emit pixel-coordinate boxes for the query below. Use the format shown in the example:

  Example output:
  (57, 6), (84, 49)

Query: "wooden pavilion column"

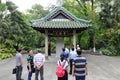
(45, 30), (48, 59)
(73, 30), (76, 49)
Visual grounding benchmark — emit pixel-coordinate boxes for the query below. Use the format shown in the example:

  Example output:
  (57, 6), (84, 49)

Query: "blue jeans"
(75, 76), (86, 80)
(28, 68), (35, 80)
(28, 71), (32, 80)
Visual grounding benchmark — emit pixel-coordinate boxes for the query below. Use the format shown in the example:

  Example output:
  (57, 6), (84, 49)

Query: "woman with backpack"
(57, 54), (68, 80)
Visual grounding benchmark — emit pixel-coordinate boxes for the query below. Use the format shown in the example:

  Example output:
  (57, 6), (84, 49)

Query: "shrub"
(100, 48), (117, 56)
(0, 48), (15, 60)
(23, 46), (30, 51)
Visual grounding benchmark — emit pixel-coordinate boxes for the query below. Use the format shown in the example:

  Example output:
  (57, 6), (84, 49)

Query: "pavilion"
(30, 6), (91, 58)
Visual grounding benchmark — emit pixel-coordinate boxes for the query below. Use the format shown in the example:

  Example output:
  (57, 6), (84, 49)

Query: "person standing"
(16, 48), (24, 80)
(65, 46), (69, 55)
(77, 45), (80, 50)
(34, 50), (45, 80)
(61, 48), (69, 60)
(72, 49), (88, 80)
(57, 54), (68, 80)
(69, 48), (77, 75)
(48, 43), (51, 56)
(27, 50), (34, 80)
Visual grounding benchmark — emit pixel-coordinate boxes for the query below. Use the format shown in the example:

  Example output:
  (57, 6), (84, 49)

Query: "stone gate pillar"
(56, 38), (64, 57)
(45, 30), (48, 59)
(73, 30), (76, 49)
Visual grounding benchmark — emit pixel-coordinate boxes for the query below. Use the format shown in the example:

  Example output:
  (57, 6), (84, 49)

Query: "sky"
(2, 0), (57, 12)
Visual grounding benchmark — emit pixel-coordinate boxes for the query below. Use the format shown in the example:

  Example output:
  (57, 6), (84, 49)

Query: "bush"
(0, 53), (13, 60)
(23, 46), (30, 51)
(100, 48), (117, 56)
(0, 48), (15, 60)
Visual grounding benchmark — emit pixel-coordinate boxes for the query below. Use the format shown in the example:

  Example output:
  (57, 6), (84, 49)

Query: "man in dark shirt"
(27, 50), (34, 80)
(72, 49), (88, 80)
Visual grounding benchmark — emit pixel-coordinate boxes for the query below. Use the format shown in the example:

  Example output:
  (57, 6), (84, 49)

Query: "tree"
(98, 0), (120, 55)
(0, 2), (9, 49)
(26, 4), (49, 20)
(64, 0), (96, 49)
(26, 4), (49, 48)
(0, 1), (32, 50)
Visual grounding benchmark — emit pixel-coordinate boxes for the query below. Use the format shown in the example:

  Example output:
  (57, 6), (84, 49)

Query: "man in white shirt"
(69, 48), (77, 75)
(34, 50), (45, 80)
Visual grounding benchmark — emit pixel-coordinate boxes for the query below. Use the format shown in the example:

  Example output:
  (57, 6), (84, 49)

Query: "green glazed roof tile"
(30, 6), (92, 29)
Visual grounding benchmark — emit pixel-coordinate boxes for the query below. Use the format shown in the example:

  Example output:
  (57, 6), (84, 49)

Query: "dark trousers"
(48, 49), (51, 56)
(16, 66), (22, 80)
(35, 66), (44, 80)
(75, 76), (86, 80)
(58, 70), (68, 80)
(69, 59), (73, 74)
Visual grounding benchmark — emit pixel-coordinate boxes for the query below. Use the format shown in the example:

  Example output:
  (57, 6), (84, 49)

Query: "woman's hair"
(60, 54), (64, 61)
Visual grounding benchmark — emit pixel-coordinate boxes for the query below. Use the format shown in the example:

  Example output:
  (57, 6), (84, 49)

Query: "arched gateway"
(30, 6), (91, 58)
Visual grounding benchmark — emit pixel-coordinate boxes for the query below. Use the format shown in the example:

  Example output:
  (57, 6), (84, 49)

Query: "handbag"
(12, 67), (17, 74)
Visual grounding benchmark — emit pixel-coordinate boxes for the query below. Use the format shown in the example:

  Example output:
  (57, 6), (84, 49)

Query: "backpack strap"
(59, 60), (66, 68)
(62, 60), (66, 68)
(59, 61), (61, 66)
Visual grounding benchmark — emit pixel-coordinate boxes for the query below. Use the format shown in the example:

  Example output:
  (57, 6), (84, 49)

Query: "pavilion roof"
(30, 6), (91, 30)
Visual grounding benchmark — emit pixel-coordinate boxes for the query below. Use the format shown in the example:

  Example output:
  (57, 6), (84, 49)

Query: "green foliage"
(23, 46), (30, 51)
(0, 48), (15, 60)
(78, 31), (90, 49)
(26, 4), (49, 20)
(64, 0), (91, 19)
(0, 2), (6, 12)
(25, 4), (49, 49)
(98, 0), (120, 55)
(64, 0), (93, 49)
(0, 53), (13, 60)
(64, 0), (120, 56)
(99, 0), (120, 28)
(64, 37), (70, 47)
(0, 1), (49, 55)
(100, 48), (117, 56)
(51, 42), (56, 52)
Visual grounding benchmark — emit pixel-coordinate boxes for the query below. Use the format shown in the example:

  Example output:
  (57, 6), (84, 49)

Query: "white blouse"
(57, 60), (68, 69)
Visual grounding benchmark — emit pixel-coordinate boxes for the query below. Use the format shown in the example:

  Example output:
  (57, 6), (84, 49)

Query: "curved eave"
(31, 21), (91, 29)
(32, 27), (89, 34)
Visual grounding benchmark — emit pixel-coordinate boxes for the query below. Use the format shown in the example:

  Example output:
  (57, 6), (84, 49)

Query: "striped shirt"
(73, 56), (87, 77)
(34, 53), (45, 65)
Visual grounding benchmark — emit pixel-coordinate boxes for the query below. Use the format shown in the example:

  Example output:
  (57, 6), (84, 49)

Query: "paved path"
(0, 53), (120, 80)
